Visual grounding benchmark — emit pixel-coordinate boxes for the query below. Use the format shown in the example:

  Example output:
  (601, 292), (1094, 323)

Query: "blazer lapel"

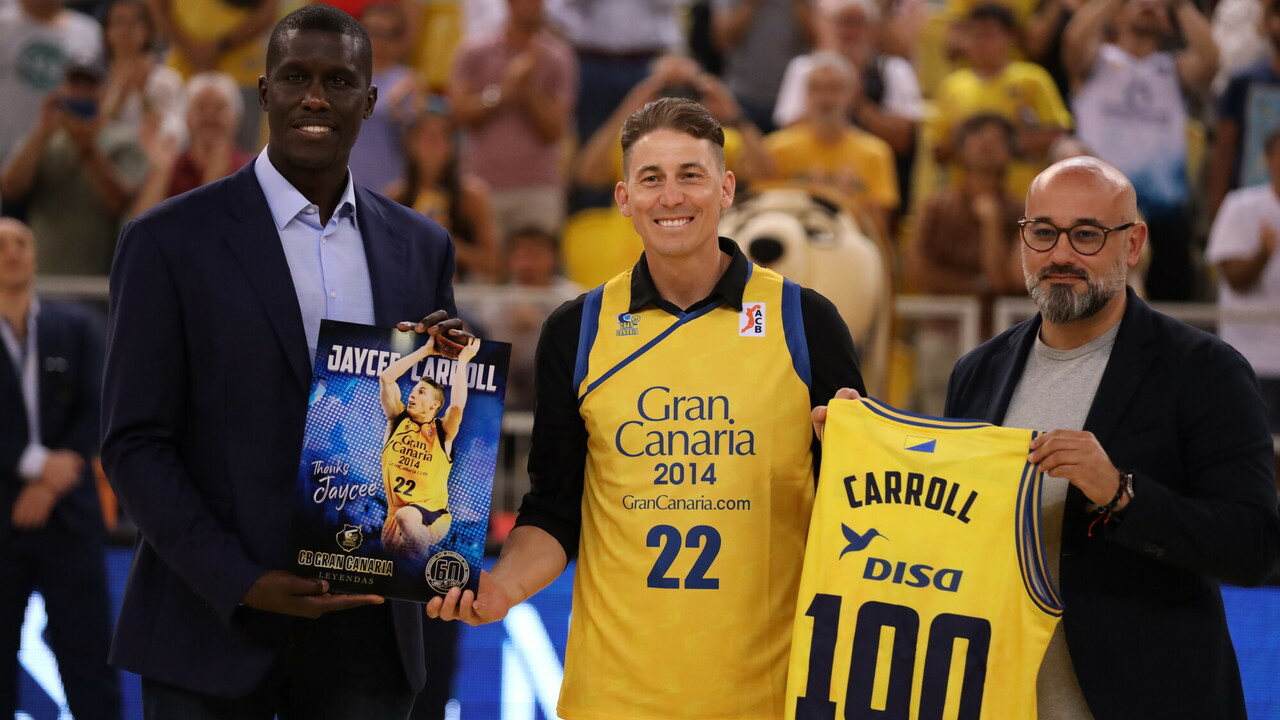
(221, 163), (311, 388)
(1082, 287), (1157, 446)
(356, 186), (406, 328)
(987, 316), (1041, 424)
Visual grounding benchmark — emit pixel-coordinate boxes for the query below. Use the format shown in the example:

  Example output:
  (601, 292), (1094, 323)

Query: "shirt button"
(304, 206), (317, 215)
(329, 290), (337, 298)
(321, 237), (328, 244)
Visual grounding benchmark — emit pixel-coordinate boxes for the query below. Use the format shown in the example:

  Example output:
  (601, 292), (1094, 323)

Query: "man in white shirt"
(1205, 127), (1280, 435)
(0, 217), (120, 719)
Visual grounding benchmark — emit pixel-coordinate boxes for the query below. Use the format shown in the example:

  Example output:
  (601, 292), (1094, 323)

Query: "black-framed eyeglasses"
(1016, 218), (1136, 256)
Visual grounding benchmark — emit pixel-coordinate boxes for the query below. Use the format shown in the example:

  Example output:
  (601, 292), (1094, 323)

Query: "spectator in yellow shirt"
(928, 3), (1072, 196)
(764, 51), (898, 237)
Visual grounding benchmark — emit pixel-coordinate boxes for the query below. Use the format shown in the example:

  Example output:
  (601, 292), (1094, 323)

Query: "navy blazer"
(0, 301), (104, 542)
(945, 287), (1280, 720)
(101, 162), (456, 697)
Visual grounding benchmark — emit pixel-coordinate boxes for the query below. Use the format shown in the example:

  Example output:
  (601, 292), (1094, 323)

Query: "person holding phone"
(0, 61), (146, 276)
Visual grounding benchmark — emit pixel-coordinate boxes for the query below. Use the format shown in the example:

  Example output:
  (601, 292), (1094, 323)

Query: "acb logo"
(739, 303), (766, 337)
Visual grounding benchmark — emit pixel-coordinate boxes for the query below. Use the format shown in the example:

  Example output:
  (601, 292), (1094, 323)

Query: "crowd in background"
(1, 0), (1278, 416)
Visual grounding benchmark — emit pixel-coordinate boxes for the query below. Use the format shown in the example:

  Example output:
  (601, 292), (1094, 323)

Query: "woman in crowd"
(129, 72), (251, 218)
(386, 96), (499, 282)
(100, 0), (184, 143)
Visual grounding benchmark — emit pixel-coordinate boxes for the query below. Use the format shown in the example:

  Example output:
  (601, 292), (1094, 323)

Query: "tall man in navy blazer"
(101, 6), (461, 717)
(945, 157), (1280, 719)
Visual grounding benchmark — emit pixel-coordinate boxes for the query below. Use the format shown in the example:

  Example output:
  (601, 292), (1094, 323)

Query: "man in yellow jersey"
(429, 97), (865, 720)
(379, 335), (480, 556)
(942, 157), (1280, 719)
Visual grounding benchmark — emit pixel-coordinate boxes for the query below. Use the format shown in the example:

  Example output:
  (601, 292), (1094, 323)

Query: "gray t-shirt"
(1003, 322), (1120, 720)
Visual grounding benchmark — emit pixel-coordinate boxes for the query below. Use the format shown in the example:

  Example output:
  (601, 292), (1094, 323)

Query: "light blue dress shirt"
(253, 149), (376, 359)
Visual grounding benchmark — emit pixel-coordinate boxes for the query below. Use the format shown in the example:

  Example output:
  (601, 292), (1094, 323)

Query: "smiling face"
(259, 28), (376, 183)
(615, 128), (735, 262)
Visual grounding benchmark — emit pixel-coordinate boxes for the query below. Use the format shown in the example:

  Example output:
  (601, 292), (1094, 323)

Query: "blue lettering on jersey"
(863, 557), (963, 592)
(843, 471), (978, 523)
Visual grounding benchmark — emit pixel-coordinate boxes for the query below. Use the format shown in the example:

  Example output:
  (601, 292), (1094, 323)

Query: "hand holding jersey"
(811, 386), (862, 440)
(1028, 430), (1130, 511)
(821, 396), (1129, 512)
(790, 398), (1062, 719)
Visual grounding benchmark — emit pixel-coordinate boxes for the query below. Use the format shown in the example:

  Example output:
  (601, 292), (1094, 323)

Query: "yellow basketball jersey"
(382, 414), (451, 511)
(560, 264), (816, 720)
(786, 398), (1062, 720)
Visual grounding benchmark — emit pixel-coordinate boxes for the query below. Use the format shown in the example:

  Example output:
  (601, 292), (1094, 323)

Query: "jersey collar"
(628, 237), (749, 314)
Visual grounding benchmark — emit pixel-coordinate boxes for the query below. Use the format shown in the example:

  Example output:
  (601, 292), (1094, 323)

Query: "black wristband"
(1094, 470), (1132, 514)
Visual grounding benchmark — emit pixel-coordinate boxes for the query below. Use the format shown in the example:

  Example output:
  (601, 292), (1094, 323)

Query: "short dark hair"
(968, 2), (1017, 32)
(620, 97), (725, 176)
(266, 5), (372, 82)
(1266, 127), (1280, 156)
(955, 112), (1017, 153)
(415, 376), (445, 404)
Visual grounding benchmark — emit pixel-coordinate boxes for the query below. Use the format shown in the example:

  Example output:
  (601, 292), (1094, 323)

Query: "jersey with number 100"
(560, 264), (815, 720)
(787, 398), (1062, 720)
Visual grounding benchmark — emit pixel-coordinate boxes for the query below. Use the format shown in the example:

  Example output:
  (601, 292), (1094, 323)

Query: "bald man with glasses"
(942, 156), (1279, 719)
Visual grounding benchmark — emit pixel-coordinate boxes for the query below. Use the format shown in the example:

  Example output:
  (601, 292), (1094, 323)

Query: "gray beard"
(1024, 253), (1128, 325)
(1028, 280), (1115, 324)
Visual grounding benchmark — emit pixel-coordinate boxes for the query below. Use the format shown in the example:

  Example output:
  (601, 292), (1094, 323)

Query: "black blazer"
(945, 287), (1280, 719)
(101, 162), (456, 697)
(0, 300), (103, 542)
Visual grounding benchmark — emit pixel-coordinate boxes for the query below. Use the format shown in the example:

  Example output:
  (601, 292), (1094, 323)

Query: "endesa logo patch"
(739, 303), (766, 337)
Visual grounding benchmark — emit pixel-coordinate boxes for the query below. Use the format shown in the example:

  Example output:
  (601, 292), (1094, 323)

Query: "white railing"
(34, 275), (110, 299)
(992, 297), (1280, 336)
(895, 294), (983, 353)
(35, 276), (1280, 509)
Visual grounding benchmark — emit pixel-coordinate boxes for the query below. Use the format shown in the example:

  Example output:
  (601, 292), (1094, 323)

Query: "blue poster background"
(289, 320), (509, 601)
